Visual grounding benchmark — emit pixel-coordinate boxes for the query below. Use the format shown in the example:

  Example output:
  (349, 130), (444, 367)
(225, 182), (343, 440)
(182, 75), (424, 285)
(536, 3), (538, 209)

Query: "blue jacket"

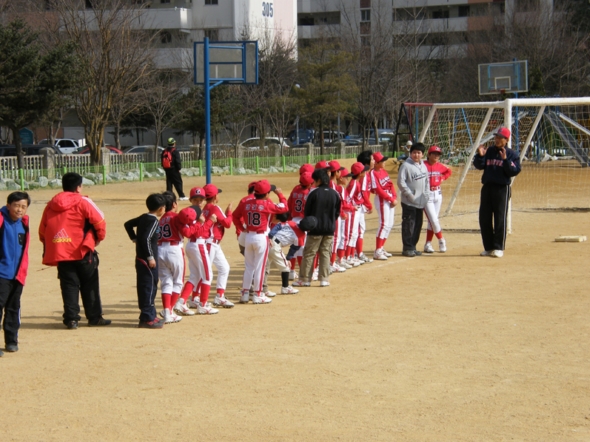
(0, 206), (28, 282)
(473, 145), (521, 185)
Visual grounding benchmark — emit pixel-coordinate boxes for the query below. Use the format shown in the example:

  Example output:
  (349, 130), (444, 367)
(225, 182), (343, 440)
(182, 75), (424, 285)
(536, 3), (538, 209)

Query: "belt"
(189, 238), (207, 243)
(207, 239), (222, 245)
(158, 241), (180, 246)
(430, 186), (441, 191)
(246, 231), (266, 235)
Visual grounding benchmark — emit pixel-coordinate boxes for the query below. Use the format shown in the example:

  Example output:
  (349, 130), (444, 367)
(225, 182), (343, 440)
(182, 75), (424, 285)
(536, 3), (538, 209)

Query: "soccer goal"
(405, 97), (590, 228)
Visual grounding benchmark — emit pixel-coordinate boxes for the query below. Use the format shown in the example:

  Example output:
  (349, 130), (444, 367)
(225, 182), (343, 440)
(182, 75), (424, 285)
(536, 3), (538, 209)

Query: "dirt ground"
(1, 159), (589, 441)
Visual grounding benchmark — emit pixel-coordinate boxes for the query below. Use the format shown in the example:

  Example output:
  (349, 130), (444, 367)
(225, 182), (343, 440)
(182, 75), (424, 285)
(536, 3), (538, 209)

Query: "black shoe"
(66, 320), (78, 330)
(414, 251), (422, 256)
(5, 343), (18, 352)
(88, 317), (112, 327)
(138, 318), (164, 329)
(402, 250), (416, 257)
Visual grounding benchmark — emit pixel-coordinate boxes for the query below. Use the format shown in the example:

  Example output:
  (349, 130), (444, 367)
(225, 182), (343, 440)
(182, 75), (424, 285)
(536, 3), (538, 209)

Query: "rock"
(181, 169), (194, 177)
(268, 166), (280, 173)
(82, 177), (95, 186)
(0, 181), (6, 191)
(289, 163), (302, 169)
(143, 171), (152, 178)
(7, 181), (21, 190)
(49, 179), (62, 188)
(28, 181), (40, 189)
(37, 176), (49, 188)
(236, 167), (246, 175)
(212, 167), (224, 175)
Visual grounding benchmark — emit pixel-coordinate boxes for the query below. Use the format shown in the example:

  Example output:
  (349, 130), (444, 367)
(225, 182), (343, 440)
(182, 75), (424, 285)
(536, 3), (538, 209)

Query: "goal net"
(406, 98), (590, 226)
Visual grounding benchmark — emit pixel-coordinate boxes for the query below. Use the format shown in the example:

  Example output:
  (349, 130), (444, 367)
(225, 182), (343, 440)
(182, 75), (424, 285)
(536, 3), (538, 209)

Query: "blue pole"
(514, 58), (519, 152)
(204, 37), (212, 184)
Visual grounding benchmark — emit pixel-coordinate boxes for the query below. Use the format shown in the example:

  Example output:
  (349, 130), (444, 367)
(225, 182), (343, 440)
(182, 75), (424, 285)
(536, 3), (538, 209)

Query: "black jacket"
(124, 213), (160, 261)
(303, 185), (341, 236)
(473, 146), (521, 185)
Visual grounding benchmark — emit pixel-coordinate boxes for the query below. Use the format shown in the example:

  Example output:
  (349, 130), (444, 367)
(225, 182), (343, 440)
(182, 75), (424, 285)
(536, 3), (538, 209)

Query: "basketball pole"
(204, 37), (211, 184)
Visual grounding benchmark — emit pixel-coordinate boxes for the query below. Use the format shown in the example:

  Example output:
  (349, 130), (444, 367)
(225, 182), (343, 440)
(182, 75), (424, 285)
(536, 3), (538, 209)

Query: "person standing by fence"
(161, 138), (188, 201)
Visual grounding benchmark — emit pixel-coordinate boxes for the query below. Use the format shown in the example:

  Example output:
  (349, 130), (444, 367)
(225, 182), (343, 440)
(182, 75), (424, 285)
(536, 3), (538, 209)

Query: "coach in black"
(473, 127), (521, 258)
(161, 138), (188, 201)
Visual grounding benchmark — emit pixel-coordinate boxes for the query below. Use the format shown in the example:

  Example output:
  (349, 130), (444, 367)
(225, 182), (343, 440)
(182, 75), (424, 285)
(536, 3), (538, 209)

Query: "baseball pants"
(185, 239), (212, 287)
(268, 238), (291, 273)
(135, 258), (159, 322)
(424, 190), (443, 234)
(375, 195), (395, 240)
(207, 241), (230, 291)
(241, 232), (270, 294)
(157, 243), (184, 294)
(300, 235), (333, 282)
(347, 209), (361, 249)
(0, 278), (23, 346)
(331, 216), (341, 254)
(479, 183), (510, 251)
(57, 251), (103, 325)
(401, 203), (424, 252)
(165, 169), (186, 198)
(337, 217), (348, 250)
(358, 210), (366, 239)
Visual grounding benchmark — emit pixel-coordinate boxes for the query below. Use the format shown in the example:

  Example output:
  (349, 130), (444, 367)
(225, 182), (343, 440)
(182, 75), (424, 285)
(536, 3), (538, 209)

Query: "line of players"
(152, 148), (451, 323)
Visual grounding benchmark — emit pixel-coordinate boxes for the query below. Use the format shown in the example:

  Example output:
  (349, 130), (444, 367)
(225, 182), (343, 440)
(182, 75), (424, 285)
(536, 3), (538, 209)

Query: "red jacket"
(0, 212), (30, 285)
(38, 192), (106, 266)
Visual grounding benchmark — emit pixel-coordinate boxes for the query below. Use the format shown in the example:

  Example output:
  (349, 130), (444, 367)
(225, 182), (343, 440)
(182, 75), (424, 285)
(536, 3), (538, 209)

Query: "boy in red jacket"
(0, 192), (31, 355)
(39, 173), (110, 330)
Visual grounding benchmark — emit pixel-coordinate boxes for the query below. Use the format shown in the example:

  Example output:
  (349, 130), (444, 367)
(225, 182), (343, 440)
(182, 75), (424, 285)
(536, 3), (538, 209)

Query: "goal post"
(408, 97), (590, 229)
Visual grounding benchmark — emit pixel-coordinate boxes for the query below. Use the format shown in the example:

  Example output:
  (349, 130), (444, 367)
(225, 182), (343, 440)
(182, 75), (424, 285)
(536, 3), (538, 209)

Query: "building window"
(160, 0), (170, 3)
(360, 36), (370, 47)
(431, 9), (449, 19)
(360, 22), (370, 35)
(360, 0), (370, 8)
(204, 29), (219, 40)
(205, 0), (218, 5)
(361, 9), (371, 22)
(160, 31), (172, 44)
(458, 6), (470, 17)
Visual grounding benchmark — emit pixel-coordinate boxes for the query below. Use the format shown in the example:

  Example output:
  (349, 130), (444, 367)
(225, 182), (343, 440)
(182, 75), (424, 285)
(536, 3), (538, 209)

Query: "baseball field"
(1, 159), (589, 441)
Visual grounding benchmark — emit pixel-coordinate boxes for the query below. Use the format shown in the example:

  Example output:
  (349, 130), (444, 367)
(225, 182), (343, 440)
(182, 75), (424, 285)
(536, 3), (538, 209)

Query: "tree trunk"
(113, 121), (121, 149)
(12, 127), (24, 170)
(319, 118), (324, 155)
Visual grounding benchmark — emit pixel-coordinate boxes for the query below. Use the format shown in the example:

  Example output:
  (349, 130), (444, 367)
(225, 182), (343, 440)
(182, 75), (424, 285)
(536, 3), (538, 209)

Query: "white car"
(39, 138), (83, 154)
(240, 137), (289, 150)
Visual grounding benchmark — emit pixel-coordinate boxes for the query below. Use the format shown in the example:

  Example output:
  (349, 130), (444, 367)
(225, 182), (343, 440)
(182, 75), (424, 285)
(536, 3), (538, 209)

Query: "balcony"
(136, 8), (192, 30)
(392, 17), (468, 34)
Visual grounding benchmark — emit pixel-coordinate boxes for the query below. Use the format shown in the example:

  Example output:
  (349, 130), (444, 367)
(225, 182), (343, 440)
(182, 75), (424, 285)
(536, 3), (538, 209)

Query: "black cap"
(298, 216), (318, 232)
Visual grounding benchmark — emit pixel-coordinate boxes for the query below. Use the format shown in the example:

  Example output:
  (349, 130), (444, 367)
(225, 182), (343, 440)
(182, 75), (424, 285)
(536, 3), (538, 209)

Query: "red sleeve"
(362, 190), (372, 210)
(232, 200), (245, 234)
(217, 206), (232, 229)
(442, 164), (452, 181)
(82, 197), (106, 241)
(287, 189), (295, 214)
(180, 219), (213, 239)
(267, 195), (289, 215)
(39, 206), (48, 242)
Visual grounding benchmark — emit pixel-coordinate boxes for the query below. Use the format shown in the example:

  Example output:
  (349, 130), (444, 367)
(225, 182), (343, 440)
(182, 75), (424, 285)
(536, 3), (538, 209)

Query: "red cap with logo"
(351, 162), (369, 176)
(299, 172), (314, 186)
(373, 152), (389, 163)
(494, 127), (511, 139)
(315, 160), (330, 170)
(254, 179), (276, 194)
(428, 145), (442, 155)
(341, 168), (352, 178)
(190, 187), (206, 199)
(203, 183), (222, 198)
(329, 160), (344, 172)
(178, 207), (197, 225)
(299, 164), (314, 175)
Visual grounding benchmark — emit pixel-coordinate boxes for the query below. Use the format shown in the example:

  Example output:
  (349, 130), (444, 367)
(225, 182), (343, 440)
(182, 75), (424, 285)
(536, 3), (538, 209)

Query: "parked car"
(318, 131), (345, 144)
(287, 129), (315, 145)
(39, 138), (83, 154)
(240, 137), (289, 150)
(368, 129), (395, 142)
(76, 145), (123, 155)
(124, 145), (164, 154)
(0, 144), (61, 156)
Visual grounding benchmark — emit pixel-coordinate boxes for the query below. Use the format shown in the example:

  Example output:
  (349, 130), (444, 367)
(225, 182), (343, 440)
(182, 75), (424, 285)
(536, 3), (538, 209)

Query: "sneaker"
(424, 242), (435, 253)
(289, 270), (298, 280)
(173, 301), (196, 316)
(383, 251), (393, 257)
(491, 250), (504, 258)
(439, 239), (447, 253)
(5, 343), (18, 352)
(292, 280), (311, 287)
(480, 250), (492, 256)
(66, 320), (78, 330)
(179, 197), (189, 201)
(338, 260), (352, 269)
(331, 263), (346, 273)
(402, 250), (416, 257)
(239, 291), (250, 304)
(414, 251), (423, 256)
(358, 253), (373, 263)
(213, 295), (235, 308)
(186, 298), (201, 309)
(320, 281), (330, 287)
(252, 294), (272, 304)
(312, 270), (319, 281)
(347, 257), (361, 267)
(164, 310), (182, 323)
(373, 249), (388, 260)
(138, 318), (164, 329)
(197, 303), (219, 314)
(281, 286), (299, 294)
(88, 317), (111, 326)
(264, 290), (276, 298)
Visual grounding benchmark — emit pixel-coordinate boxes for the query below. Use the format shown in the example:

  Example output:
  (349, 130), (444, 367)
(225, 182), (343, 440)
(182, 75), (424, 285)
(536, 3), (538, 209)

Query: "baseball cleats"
(346, 257), (360, 267)
(252, 294), (273, 304)
(338, 260), (352, 269)
(373, 249), (388, 260)
(330, 263), (346, 273)
(213, 295), (234, 308)
(480, 250), (492, 256)
(186, 298), (201, 309)
(289, 270), (298, 280)
(491, 250), (504, 258)
(197, 303), (219, 314)
(292, 280), (311, 287)
(383, 251), (393, 257)
(424, 242), (435, 253)
(161, 309), (182, 323)
(358, 253), (373, 263)
(179, 197), (189, 201)
(281, 286), (299, 295)
(264, 290), (276, 298)
(173, 301), (196, 316)
(320, 281), (330, 287)
(239, 291), (250, 304)
(138, 318), (164, 329)
(439, 239), (447, 253)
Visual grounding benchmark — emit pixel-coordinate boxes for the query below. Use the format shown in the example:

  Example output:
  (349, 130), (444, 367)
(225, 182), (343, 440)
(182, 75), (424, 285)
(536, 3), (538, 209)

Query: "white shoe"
(289, 270), (298, 280)
(338, 260), (352, 269)
(312, 270), (318, 281)
(320, 281), (330, 287)
(480, 250), (492, 256)
(292, 280), (311, 287)
(264, 290), (276, 298)
(439, 239), (447, 253)
(491, 250), (504, 258)
(160, 309), (182, 323)
(186, 298), (201, 309)
(239, 291), (249, 304)
(197, 303), (219, 314)
(373, 249), (388, 260)
(383, 251), (392, 257)
(252, 294), (272, 304)
(347, 257), (360, 267)
(331, 263), (346, 273)
(424, 242), (435, 253)
(173, 301), (195, 316)
(281, 286), (299, 294)
(213, 295), (234, 308)
(179, 197), (189, 201)
(358, 253), (373, 263)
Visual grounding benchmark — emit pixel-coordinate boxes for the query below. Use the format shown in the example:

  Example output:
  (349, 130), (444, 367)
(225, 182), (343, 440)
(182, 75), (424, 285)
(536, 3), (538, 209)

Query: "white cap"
(406, 140), (413, 146)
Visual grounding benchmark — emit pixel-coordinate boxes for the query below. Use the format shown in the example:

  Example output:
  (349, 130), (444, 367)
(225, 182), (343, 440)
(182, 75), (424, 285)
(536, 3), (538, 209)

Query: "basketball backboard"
(193, 41), (258, 85)
(478, 60), (528, 95)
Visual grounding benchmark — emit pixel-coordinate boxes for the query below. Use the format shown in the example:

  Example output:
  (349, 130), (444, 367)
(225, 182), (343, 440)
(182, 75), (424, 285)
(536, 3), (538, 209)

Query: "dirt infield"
(1, 161), (589, 441)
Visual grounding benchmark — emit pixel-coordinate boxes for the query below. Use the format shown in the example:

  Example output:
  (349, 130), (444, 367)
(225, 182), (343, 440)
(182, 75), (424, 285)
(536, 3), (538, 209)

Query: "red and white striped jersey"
(242, 195), (288, 234)
(288, 185), (311, 219)
(370, 168), (397, 202)
(202, 203), (232, 241)
(425, 161), (452, 188)
(232, 194), (255, 235)
(158, 211), (184, 243)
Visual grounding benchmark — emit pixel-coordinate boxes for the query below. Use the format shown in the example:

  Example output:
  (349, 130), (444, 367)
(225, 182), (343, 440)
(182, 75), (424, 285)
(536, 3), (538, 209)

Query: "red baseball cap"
(329, 160), (344, 172)
(178, 207), (197, 225)
(494, 127), (511, 139)
(351, 162), (369, 176)
(373, 152), (389, 163)
(190, 187), (206, 199)
(248, 181), (258, 192)
(428, 145), (442, 155)
(315, 160), (330, 170)
(299, 164), (314, 175)
(341, 168), (352, 178)
(254, 179), (276, 194)
(299, 172), (314, 186)
(203, 183), (222, 198)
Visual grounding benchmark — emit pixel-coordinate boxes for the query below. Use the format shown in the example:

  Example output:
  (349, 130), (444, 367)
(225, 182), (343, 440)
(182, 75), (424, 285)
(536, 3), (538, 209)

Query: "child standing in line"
(124, 193), (167, 329)
(267, 212), (305, 295)
(335, 168), (354, 269)
(423, 145), (452, 253)
(202, 183), (234, 309)
(328, 160), (347, 274)
(156, 191), (185, 324)
(287, 171), (313, 279)
(397, 143), (431, 257)
(185, 186), (206, 308)
(370, 152), (397, 260)
(344, 162), (369, 267)
(355, 150), (374, 263)
(0, 192), (30, 356)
